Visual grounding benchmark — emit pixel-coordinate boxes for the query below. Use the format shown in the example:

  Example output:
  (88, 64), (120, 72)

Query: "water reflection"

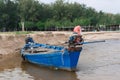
(21, 62), (79, 80)
(0, 54), (34, 80)
(0, 54), (79, 80)
(0, 68), (34, 80)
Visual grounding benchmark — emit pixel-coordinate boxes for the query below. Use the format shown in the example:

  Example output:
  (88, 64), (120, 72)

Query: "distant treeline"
(0, 0), (120, 31)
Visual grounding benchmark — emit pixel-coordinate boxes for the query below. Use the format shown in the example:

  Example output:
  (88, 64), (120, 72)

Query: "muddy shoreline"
(0, 31), (120, 59)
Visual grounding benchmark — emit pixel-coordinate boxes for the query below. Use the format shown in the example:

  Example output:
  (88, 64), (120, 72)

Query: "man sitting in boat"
(24, 35), (35, 52)
(25, 35), (34, 44)
(68, 25), (84, 48)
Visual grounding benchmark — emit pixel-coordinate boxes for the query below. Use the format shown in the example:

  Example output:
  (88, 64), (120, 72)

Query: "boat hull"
(21, 43), (82, 71)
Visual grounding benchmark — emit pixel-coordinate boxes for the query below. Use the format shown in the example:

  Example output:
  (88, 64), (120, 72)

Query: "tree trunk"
(21, 22), (25, 31)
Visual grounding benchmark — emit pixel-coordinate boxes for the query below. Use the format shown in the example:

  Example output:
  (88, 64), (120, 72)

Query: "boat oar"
(78, 40), (105, 45)
(64, 40), (105, 45)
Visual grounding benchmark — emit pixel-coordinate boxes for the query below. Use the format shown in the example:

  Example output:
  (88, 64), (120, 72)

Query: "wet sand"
(0, 31), (120, 56)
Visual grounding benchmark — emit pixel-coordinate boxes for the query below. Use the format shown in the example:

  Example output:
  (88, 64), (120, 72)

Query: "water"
(0, 39), (120, 80)
(76, 39), (120, 80)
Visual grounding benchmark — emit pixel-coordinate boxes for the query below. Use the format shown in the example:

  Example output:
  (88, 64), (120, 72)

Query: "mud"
(0, 31), (120, 80)
(0, 32), (69, 58)
(0, 31), (120, 57)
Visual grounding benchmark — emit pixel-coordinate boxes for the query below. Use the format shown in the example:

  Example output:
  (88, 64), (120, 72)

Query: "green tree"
(36, 21), (45, 30)
(0, 0), (18, 31)
(17, 0), (39, 31)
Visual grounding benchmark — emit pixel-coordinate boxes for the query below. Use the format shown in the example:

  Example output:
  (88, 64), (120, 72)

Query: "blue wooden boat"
(20, 43), (82, 71)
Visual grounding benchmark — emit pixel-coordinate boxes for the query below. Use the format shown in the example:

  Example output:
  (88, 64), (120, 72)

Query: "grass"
(15, 31), (33, 34)
(0, 31), (34, 35)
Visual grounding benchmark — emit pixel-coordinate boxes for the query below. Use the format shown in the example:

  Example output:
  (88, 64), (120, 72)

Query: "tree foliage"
(0, 0), (120, 31)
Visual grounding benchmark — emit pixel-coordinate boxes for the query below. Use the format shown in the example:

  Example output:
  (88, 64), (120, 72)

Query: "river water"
(0, 39), (120, 80)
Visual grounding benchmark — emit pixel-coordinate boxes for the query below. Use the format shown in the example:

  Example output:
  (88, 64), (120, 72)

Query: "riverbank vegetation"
(0, 0), (120, 31)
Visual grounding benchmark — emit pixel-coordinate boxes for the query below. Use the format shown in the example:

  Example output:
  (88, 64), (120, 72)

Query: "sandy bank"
(0, 31), (120, 58)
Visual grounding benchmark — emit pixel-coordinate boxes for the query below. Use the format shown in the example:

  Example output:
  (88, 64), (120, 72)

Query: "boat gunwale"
(21, 49), (62, 55)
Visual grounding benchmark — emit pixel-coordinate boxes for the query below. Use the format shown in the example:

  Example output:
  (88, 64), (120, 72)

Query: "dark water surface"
(0, 39), (120, 80)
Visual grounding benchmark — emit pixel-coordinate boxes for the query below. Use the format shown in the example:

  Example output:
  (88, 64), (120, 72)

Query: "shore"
(0, 31), (120, 59)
